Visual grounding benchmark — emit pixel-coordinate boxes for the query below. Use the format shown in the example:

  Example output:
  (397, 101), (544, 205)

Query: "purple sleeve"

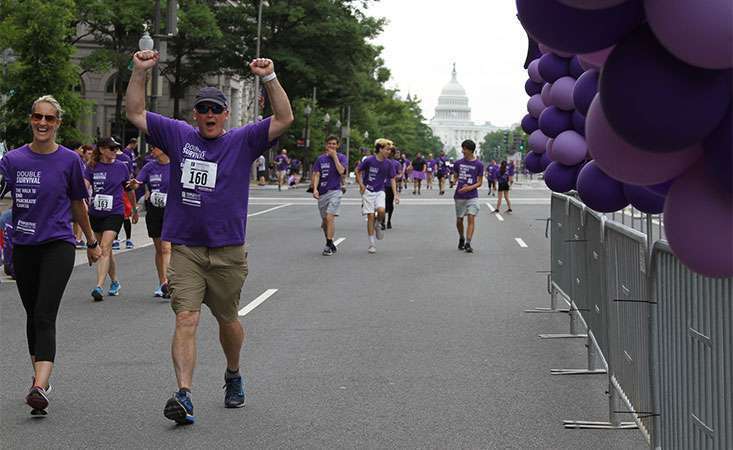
(357, 158), (367, 172)
(84, 165), (93, 183)
(311, 158), (319, 173)
(339, 154), (348, 167)
(137, 162), (151, 184)
(145, 112), (189, 156)
(68, 153), (88, 201)
(478, 161), (485, 177)
(245, 117), (273, 161)
(0, 155), (10, 183)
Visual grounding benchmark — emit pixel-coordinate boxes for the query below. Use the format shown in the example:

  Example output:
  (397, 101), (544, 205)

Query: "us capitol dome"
(429, 64), (497, 155)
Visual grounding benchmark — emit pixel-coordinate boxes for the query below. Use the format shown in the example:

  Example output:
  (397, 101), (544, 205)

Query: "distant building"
(429, 64), (498, 156)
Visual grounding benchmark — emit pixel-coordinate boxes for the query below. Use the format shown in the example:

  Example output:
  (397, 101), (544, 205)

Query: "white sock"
(369, 235), (376, 246)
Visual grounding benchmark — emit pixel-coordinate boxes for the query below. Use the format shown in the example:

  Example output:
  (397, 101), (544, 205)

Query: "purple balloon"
(552, 130), (587, 165)
(538, 53), (570, 83)
(586, 95), (704, 185)
(600, 25), (732, 152)
(525, 152), (544, 173)
(572, 69), (599, 115)
(528, 59), (544, 83)
(516, 0), (646, 54)
(577, 161), (629, 212)
(529, 129), (550, 154)
(549, 76), (576, 111)
(569, 56), (585, 78)
(645, 180), (674, 197)
(527, 94), (546, 119)
(665, 162), (733, 277)
(557, 0), (631, 8)
(577, 46), (614, 69)
(525, 79), (543, 96)
(538, 42), (574, 58)
(544, 161), (580, 192)
(546, 138), (555, 158)
(646, 0), (733, 70)
(539, 106), (573, 138)
(541, 83), (553, 106)
(540, 152), (553, 170)
(703, 110), (733, 194)
(521, 114), (540, 134)
(572, 111), (586, 136)
(623, 184), (665, 214)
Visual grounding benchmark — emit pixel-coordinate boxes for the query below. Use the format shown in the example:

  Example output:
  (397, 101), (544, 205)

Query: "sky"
(365, 0), (529, 128)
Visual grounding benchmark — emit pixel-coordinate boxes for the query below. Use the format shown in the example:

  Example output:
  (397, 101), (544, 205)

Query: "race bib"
(150, 191), (167, 208)
(181, 159), (217, 190)
(93, 194), (114, 211)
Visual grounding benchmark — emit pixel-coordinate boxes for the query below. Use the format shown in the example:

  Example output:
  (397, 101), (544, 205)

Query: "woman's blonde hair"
(31, 95), (64, 118)
(374, 138), (393, 151)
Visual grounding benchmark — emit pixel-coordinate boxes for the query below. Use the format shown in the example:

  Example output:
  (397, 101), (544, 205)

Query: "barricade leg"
(524, 276), (570, 313)
(563, 376), (638, 430)
(551, 333), (607, 375)
(538, 300), (587, 339)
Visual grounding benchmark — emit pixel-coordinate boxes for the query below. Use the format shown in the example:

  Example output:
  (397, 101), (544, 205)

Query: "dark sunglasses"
(195, 103), (225, 115)
(31, 113), (58, 123)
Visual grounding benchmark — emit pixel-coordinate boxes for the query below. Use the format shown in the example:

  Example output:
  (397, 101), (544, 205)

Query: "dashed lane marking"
(239, 289), (278, 317)
(515, 238), (528, 248)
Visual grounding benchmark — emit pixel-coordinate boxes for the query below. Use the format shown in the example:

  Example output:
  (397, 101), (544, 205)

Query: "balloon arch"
(515, 0), (732, 278)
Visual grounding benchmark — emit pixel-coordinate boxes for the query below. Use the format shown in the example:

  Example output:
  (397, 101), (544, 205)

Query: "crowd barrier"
(529, 193), (731, 449)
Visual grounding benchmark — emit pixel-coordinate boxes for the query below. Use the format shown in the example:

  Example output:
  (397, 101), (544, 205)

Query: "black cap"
(96, 136), (122, 148)
(193, 87), (228, 109)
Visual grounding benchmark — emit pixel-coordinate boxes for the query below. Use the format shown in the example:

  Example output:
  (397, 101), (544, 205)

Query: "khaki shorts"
(455, 198), (480, 218)
(167, 244), (248, 322)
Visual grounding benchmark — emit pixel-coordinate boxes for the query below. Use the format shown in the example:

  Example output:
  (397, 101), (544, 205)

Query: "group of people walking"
(0, 49), (515, 424)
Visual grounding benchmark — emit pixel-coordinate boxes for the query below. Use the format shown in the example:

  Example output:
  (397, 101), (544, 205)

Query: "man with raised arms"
(126, 49), (293, 424)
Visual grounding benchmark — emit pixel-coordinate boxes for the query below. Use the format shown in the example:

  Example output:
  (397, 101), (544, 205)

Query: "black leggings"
(123, 218), (132, 240)
(13, 241), (75, 362)
(385, 186), (395, 218)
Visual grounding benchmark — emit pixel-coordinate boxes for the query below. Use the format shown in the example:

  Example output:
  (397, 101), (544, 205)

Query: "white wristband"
(261, 72), (277, 83)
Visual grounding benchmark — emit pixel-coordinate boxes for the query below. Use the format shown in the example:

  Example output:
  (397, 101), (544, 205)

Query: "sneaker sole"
(92, 291), (103, 302)
(26, 392), (48, 411)
(225, 400), (246, 409)
(164, 398), (194, 425)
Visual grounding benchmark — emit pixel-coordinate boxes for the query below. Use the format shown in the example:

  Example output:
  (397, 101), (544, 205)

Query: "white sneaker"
(368, 245), (376, 254)
(375, 226), (384, 240)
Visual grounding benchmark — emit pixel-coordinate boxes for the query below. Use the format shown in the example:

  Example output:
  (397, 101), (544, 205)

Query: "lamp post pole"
(252, 0), (267, 123)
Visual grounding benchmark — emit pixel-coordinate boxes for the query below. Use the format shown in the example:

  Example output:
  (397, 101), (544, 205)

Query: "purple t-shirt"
(116, 152), (134, 175)
(85, 160), (130, 217)
(274, 154), (289, 171)
(453, 158), (484, 200)
(426, 159), (435, 172)
(145, 112), (271, 247)
(0, 145), (87, 246)
(508, 162), (516, 176)
(486, 164), (499, 180)
(137, 160), (170, 194)
(436, 156), (448, 175)
(358, 156), (396, 193)
(312, 152), (347, 194)
(385, 159), (402, 188)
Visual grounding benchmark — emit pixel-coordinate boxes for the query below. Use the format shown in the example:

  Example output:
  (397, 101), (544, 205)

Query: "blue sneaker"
(164, 391), (195, 425)
(112, 240), (120, 250)
(91, 287), (104, 302)
(125, 239), (134, 249)
(108, 281), (121, 296)
(223, 374), (245, 408)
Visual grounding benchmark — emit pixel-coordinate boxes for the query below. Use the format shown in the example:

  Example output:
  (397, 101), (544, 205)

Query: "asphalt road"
(0, 181), (648, 449)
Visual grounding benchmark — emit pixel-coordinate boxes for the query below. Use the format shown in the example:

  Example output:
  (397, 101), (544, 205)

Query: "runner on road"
(410, 152), (426, 195)
(355, 138), (398, 254)
(486, 159), (498, 196)
(85, 137), (137, 301)
(255, 154), (266, 186)
(274, 149), (289, 191)
(0, 95), (100, 415)
(311, 135), (347, 256)
(132, 146), (171, 297)
(384, 145), (401, 230)
(425, 153), (435, 190)
(126, 50), (293, 424)
(452, 140), (483, 253)
(435, 150), (448, 195)
(112, 140), (137, 250)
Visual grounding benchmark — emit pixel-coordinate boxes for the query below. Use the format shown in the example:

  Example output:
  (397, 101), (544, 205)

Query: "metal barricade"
(583, 210), (610, 361)
(650, 241), (732, 450)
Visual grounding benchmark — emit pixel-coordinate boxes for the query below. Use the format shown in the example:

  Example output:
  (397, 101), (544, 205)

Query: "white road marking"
(238, 288), (278, 317)
(486, 203), (504, 221)
(248, 203), (291, 217)
(515, 238), (528, 248)
(333, 237), (346, 247)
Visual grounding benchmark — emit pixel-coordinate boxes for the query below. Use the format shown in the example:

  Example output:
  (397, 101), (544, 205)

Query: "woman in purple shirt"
(494, 161), (513, 213)
(0, 95), (101, 414)
(132, 146), (171, 297)
(84, 137), (137, 301)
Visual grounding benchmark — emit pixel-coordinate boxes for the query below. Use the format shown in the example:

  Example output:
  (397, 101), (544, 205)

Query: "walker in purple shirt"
(357, 156), (396, 192)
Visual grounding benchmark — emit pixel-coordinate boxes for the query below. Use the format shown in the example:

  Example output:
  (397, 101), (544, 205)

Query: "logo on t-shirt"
(182, 143), (206, 160)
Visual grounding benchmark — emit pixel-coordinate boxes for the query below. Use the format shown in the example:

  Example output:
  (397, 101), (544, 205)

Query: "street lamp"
(303, 104), (312, 151)
(252, 0), (269, 122)
(1, 48), (17, 143)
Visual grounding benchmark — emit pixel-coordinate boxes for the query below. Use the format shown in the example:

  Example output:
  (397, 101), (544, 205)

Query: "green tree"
(0, 0), (88, 147)
(163, 0), (224, 118)
(77, 0), (154, 138)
